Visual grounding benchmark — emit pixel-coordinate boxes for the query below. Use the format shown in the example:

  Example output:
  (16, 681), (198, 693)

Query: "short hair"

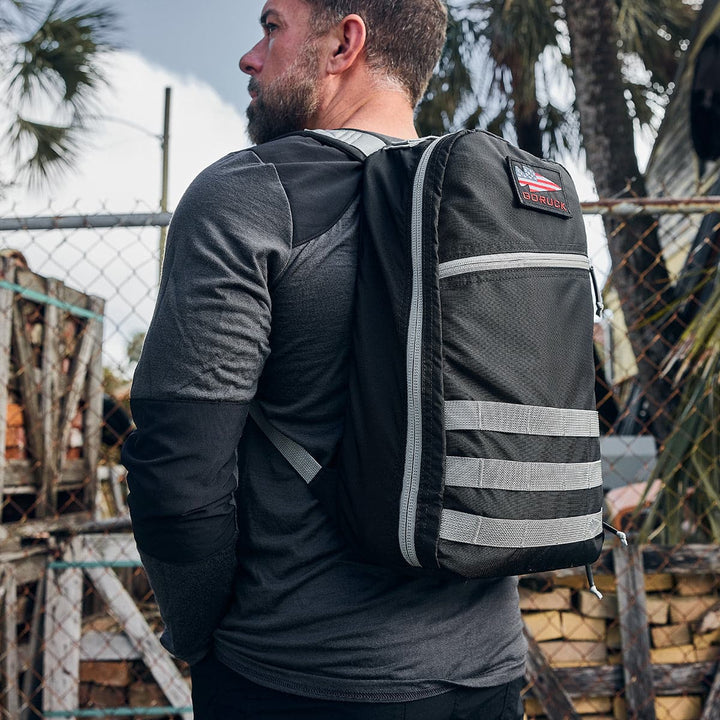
(305, 0), (447, 106)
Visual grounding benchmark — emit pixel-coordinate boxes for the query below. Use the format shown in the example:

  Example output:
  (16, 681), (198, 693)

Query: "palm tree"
(562, 0), (696, 440)
(417, 0), (575, 158)
(418, 0), (695, 159)
(0, 0), (118, 189)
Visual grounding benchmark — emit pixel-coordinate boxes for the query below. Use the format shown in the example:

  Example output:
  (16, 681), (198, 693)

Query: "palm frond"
(419, 0), (585, 158)
(636, 277), (720, 544)
(8, 0), (118, 112)
(8, 113), (82, 187)
(613, 0), (697, 138)
(416, 4), (485, 134)
(2, 0), (118, 187)
(615, 0), (696, 88)
(419, 0), (698, 158)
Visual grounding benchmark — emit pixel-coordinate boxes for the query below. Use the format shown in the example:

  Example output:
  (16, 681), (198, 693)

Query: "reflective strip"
(445, 400), (600, 437)
(445, 457), (603, 491)
(439, 252), (591, 279)
(399, 136), (445, 568)
(308, 128), (387, 157)
(439, 509), (603, 548)
(248, 405), (321, 484)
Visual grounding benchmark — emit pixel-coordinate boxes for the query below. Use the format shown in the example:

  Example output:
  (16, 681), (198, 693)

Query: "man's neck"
(309, 80), (419, 140)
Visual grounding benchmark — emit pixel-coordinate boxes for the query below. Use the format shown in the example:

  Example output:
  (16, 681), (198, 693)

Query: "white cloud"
(2, 51), (250, 213)
(0, 52), (250, 373)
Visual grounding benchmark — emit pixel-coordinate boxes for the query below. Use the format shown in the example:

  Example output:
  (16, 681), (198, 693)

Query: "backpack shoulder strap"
(303, 129), (388, 159)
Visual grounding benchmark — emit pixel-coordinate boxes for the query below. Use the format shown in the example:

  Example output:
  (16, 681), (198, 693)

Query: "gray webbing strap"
(445, 457), (603, 492)
(439, 509), (603, 548)
(445, 400), (600, 437)
(308, 129), (387, 157)
(248, 404), (321, 484)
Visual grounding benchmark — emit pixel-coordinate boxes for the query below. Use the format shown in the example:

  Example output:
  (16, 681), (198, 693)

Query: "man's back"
(125, 0), (529, 715)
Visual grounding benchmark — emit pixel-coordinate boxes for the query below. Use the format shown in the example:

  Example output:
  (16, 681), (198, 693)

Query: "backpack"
(691, 29), (720, 163)
(251, 128), (607, 580)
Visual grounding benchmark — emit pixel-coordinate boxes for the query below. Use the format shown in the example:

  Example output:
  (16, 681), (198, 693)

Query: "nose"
(240, 40), (264, 75)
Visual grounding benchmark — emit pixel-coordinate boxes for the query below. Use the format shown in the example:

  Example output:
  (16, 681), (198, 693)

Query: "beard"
(246, 40), (322, 145)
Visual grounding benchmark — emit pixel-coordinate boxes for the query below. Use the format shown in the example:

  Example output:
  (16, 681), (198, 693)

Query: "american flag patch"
(507, 158), (572, 218)
(514, 165), (562, 193)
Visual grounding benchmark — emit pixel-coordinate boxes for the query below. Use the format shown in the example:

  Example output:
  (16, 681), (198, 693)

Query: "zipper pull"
(585, 563), (603, 599)
(589, 264), (604, 318)
(603, 521), (628, 547)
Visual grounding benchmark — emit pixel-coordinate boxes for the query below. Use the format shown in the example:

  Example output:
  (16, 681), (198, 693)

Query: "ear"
(324, 14), (366, 75)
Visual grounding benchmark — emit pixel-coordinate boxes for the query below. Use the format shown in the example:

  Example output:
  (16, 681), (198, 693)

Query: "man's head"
(302, 0), (447, 106)
(240, 0), (447, 144)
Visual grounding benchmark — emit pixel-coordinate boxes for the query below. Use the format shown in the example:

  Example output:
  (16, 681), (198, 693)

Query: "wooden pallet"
(0, 256), (104, 523)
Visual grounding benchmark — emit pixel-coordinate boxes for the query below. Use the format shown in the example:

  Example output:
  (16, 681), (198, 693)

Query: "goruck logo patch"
(507, 158), (572, 218)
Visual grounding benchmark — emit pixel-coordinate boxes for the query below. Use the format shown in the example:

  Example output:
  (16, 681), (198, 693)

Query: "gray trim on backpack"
(439, 509), (604, 548)
(445, 400), (600, 437)
(438, 252), (591, 278)
(399, 136), (445, 569)
(445, 457), (603, 492)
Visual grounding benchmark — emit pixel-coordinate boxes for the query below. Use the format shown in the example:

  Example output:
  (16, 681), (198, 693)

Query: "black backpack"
(251, 128), (607, 580)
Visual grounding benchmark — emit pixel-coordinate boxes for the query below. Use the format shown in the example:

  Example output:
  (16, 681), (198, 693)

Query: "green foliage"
(614, 0), (697, 131)
(417, 0), (697, 158)
(637, 279), (720, 544)
(126, 330), (145, 366)
(0, 0), (118, 189)
(416, 8), (482, 136)
(417, 0), (578, 156)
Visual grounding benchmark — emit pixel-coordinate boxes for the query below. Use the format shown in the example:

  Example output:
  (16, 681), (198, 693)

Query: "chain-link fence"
(0, 199), (717, 719)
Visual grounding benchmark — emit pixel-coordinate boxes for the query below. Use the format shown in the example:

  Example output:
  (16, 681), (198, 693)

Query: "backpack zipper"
(439, 252), (592, 278)
(399, 136), (445, 568)
(440, 252), (604, 319)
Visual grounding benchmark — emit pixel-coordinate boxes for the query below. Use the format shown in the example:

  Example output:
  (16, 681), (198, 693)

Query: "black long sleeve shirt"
(122, 134), (526, 701)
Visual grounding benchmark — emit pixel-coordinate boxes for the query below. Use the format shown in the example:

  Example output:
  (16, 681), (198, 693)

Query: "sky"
(0, 2), (271, 370)
(1, 1), (265, 214)
(117, 0), (259, 118)
(0, 0), (612, 370)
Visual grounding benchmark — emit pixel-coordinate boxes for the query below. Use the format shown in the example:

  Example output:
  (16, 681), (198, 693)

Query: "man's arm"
(121, 151), (292, 664)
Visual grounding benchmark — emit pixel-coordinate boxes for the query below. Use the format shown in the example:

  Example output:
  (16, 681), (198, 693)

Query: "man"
(122, 1), (527, 718)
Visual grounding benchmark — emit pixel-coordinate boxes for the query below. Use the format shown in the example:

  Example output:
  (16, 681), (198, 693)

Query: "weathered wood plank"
(11, 299), (43, 491)
(80, 542), (191, 719)
(615, 545), (656, 720)
(530, 544), (720, 579)
(2, 567), (18, 719)
(13, 513), (126, 544)
(81, 630), (139, 661)
(40, 279), (61, 517)
(699, 658), (720, 720)
(57, 314), (97, 479)
(19, 572), (45, 720)
(0, 263), (16, 513)
(0, 549), (47, 586)
(642, 545), (720, 575)
(3, 457), (86, 490)
(550, 661), (716, 696)
(523, 626), (580, 720)
(82, 297), (104, 512)
(43, 539), (83, 720)
(80, 533), (139, 564)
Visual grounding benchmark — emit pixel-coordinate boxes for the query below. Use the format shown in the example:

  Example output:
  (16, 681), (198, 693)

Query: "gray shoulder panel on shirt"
(132, 150), (293, 403)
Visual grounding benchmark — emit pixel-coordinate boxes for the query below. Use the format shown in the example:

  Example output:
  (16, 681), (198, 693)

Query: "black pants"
(191, 653), (525, 720)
